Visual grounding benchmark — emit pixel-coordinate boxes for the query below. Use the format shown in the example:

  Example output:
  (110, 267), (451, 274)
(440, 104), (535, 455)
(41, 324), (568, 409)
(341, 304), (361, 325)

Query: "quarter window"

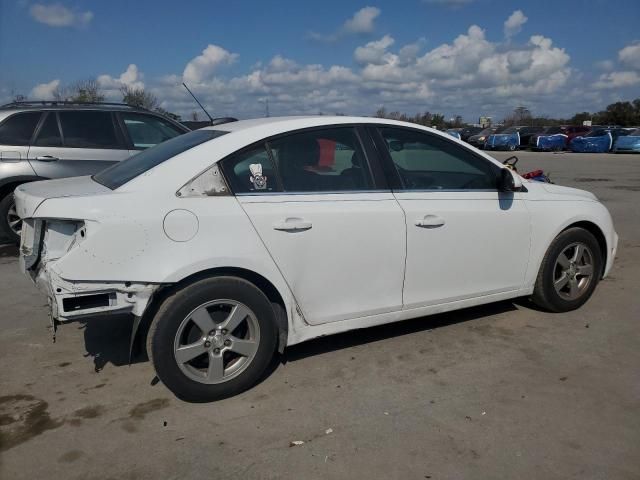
(34, 112), (62, 147)
(58, 111), (120, 148)
(378, 127), (500, 190)
(269, 128), (373, 192)
(0, 112), (41, 146)
(121, 112), (184, 149)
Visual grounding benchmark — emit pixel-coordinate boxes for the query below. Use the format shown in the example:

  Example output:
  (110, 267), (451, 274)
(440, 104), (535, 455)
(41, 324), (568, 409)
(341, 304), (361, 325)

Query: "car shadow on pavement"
(77, 314), (142, 372)
(283, 300), (518, 362)
(75, 301), (519, 375)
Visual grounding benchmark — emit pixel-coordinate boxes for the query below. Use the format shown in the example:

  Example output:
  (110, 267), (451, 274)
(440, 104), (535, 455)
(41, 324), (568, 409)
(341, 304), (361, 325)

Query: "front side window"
(59, 111), (120, 148)
(93, 130), (227, 190)
(269, 127), (373, 192)
(0, 112), (41, 146)
(34, 112), (62, 147)
(378, 127), (500, 190)
(121, 112), (185, 149)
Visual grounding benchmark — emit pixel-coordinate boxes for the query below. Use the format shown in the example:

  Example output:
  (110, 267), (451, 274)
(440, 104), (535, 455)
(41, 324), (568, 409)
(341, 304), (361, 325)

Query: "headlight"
(478, 136), (485, 141)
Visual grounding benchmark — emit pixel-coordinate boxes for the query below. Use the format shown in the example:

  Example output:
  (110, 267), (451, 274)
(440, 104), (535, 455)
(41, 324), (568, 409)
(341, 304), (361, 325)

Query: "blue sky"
(1, 0), (639, 121)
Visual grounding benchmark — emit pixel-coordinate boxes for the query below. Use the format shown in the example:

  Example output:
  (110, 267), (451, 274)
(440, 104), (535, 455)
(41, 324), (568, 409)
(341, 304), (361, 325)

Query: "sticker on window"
(249, 163), (267, 190)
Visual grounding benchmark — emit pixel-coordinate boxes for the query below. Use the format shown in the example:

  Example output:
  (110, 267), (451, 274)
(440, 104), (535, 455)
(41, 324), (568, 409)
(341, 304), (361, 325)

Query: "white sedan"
(15, 116), (618, 402)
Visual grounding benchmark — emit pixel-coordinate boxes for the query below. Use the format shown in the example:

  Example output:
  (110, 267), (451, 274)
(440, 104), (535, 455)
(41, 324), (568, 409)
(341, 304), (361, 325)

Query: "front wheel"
(531, 228), (603, 312)
(147, 276), (278, 402)
(0, 193), (22, 244)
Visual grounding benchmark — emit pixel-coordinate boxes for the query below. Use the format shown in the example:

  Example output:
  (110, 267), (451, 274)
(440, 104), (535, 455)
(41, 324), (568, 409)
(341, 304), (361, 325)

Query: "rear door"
(28, 110), (130, 178)
(223, 126), (406, 325)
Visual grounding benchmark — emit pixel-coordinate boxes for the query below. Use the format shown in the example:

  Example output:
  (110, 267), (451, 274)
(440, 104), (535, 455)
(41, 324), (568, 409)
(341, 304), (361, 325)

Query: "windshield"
(501, 127), (519, 134)
(93, 130), (228, 190)
(544, 126), (563, 134)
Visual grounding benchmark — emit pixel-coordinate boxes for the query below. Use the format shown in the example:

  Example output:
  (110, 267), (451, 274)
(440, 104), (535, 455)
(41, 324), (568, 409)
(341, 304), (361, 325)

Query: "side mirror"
(498, 168), (522, 192)
(389, 140), (404, 152)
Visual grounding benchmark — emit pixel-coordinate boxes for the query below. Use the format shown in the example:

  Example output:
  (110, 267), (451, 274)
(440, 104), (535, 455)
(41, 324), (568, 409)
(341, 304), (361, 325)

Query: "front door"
(222, 126), (406, 325)
(375, 126), (531, 310)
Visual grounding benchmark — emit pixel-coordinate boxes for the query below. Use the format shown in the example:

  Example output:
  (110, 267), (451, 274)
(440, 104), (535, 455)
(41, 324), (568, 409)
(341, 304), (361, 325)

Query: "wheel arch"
(138, 266), (290, 357)
(560, 220), (608, 277)
(0, 175), (48, 200)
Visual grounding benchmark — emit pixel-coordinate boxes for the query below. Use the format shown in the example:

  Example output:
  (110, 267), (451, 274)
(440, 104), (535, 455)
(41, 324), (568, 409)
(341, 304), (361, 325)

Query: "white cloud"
(29, 3), (93, 28)
(594, 71), (640, 89)
(309, 7), (380, 42)
(504, 10), (528, 39)
(30, 79), (60, 99)
(619, 42), (640, 70)
(183, 45), (238, 84)
(354, 35), (395, 65)
(344, 6), (380, 34)
(97, 64), (145, 92)
(595, 60), (614, 71)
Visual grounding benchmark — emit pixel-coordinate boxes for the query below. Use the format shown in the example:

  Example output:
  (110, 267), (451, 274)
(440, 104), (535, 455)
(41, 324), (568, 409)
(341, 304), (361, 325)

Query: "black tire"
(0, 192), (21, 245)
(147, 276), (278, 402)
(531, 227), (603, 312)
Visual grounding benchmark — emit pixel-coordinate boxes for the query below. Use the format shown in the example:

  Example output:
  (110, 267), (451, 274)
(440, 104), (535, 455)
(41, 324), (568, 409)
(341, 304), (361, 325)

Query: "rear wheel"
(531, 228), (602, 312)
(147, 276), (278, 402)
(0, 193), (21, 244)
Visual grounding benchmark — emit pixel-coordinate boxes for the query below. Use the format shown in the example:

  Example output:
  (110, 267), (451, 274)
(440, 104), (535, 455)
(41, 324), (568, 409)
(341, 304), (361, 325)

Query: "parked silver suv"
(0, 101), (189, 243)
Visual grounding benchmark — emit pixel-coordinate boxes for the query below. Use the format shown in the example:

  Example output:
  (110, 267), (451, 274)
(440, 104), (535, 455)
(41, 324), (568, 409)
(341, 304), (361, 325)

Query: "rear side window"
(121, 112), (185, 149)
(269, 127), (373, 192)
(222, 145), (280, 194)
(0, 112), (41, 146)
(93, 130), (227, 189)
(59, 111), (120, 148)
(34, 112), (62, 147)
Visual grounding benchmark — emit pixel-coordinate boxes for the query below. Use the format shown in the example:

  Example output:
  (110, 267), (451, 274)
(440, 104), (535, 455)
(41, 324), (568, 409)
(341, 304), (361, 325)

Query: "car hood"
(534, 182), (598, 201)
(14, 176), (111, 218)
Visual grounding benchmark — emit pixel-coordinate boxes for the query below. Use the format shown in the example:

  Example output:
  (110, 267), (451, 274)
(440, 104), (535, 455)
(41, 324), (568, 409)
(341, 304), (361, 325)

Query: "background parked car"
(459, 126), (483, 142)
(570, 127), (631, 153)
(531, 125), (592, 151)
(484, 126), (524, 151)
(613, 128), (640, 153)
(466, 126), (501, 149)
(0, 101), (190, 243)
(517, 126), (546, 147)
(445, 129), (462, 139)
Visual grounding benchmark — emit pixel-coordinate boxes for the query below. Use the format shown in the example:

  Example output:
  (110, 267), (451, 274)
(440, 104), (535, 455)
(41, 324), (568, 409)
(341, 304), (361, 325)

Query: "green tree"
(54, 79), (104, 102)
(121, 86), (159, 110)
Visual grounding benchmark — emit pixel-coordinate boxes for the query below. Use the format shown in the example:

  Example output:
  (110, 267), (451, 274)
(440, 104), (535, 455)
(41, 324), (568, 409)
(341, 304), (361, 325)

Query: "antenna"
(182, 83), (214, 124)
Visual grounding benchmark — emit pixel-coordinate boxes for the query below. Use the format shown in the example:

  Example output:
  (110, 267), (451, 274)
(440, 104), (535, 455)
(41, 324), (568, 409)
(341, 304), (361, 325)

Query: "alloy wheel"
(173, 300), (260, 384)
(6, 197), (22, 236)
(553, 242), (594, 300)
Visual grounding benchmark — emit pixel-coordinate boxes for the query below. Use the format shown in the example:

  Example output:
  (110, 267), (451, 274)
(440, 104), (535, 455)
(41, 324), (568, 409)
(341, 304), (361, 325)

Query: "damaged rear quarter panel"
(31, 191), (296, 326)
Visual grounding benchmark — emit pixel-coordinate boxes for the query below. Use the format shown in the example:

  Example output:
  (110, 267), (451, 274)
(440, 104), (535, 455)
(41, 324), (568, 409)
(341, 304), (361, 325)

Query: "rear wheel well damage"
(133, 268), (289, 360)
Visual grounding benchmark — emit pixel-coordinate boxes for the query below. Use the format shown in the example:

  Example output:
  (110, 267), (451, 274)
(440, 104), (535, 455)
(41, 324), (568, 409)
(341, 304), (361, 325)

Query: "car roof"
(0, 101), (155, 114)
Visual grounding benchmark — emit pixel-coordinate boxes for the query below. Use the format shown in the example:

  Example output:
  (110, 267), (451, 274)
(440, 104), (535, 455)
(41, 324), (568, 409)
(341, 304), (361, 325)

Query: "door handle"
(415, 214), (445, 228)
(273, 218), (313, 232)
(35, 155), (59, 161)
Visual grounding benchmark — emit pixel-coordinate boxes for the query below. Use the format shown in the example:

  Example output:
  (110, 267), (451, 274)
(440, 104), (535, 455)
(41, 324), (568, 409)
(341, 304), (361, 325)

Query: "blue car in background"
(446, 129), (462, 140)
(570, 127), (631, 153)
(484, 126), (522, 151)
(613, 128), (640, 153)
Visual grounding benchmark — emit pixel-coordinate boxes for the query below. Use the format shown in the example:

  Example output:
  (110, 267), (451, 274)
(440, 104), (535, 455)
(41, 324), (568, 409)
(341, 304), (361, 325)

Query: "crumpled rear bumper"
(19, 219), (159, 323)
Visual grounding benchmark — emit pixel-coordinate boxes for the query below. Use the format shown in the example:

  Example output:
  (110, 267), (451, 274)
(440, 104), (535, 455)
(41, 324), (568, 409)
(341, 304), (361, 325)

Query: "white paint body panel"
(395, 190), (530, 309)
(14, 116), (618, 346)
